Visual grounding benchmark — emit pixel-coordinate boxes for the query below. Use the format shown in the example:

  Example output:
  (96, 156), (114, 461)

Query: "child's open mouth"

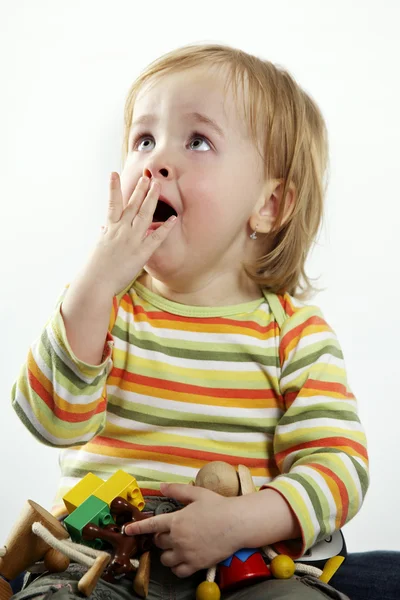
(152, 199), (178, 223)
(147, 199), (178, 234)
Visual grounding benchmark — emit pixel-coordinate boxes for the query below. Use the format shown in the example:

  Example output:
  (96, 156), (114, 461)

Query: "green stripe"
(286, 472), (328, 537)
(107, 401), (277, 434)
(112, 324), (280, 367)
(41, 329), (106, 395)
(306, 447), (369, 497)
(282, 344), (343, 377)
(279, 409), (359, 426)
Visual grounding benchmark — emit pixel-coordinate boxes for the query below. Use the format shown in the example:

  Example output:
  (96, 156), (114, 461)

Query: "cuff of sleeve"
(261, 479), (311, 559)
(52, 304), (114, 376)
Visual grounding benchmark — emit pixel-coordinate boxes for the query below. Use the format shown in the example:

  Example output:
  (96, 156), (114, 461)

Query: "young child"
(10, 43), (368, 600)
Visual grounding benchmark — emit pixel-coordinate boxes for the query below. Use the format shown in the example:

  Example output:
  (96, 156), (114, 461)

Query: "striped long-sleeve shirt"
(11, 278), (369, 556)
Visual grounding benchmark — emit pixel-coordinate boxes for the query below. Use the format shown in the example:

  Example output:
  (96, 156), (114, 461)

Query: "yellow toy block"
(63, 473), (104, 514)
(93, 469), (145, 510)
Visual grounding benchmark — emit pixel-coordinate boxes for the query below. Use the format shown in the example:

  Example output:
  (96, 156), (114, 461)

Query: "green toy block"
(64, 495), (115, 549)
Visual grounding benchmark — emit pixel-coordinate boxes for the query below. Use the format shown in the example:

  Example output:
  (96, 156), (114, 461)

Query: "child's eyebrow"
(130, 111), (225, 139)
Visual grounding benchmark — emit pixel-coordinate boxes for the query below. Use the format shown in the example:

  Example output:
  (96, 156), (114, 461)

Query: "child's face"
(120, 66), (266, 285)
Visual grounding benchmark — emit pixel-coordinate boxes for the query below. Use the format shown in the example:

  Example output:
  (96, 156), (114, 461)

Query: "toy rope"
(32, 522), (139, 570)
(32, 522), (321, 580)
(261, 545), (322, 578)
(205, 566), (217, 582)
(63, 540), (139, 568)
(205, 545), (322, 583)
(32, 522), (102, 568)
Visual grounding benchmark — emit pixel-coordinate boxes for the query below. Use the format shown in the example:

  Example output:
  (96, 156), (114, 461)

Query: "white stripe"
(113, 337), (276, 372)
(108, 387), (282, 419)
(337, 453), (364, 511)
(291, 396), (357, 409)
(284, 330), (337, 364)
(272, 476), (320, 545)
(354, 456), (368, 469)
(281, 353), (344, 388)
(105, 412), (274, 443)
(277, 417), (364, 435)
(290, 465), (336, 532)
(32, 339), (108, 406)
(46, 320), (112, 385)
(254, 476), (274, 488)
(282, 450), (303, 472)
(288, 297), (308, 310)
(60, 450), (199, 478)
(16, 390), (94, 446)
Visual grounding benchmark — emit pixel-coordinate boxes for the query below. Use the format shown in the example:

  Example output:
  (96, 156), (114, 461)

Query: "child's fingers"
(122, 176), (152, 222)
(124, 513), (172, 536)
(139, 215), (178, 259)
(129, 179), (161, 231)
(107, 172), (123, 224)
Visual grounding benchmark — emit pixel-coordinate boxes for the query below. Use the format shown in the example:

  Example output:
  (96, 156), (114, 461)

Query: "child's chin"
(145, 250), (182, 277)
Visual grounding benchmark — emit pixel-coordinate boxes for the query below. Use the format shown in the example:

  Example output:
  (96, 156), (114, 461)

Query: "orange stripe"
(28, 369), (106, 423)
(284, 380), (355, 406)
(309, 462), (349, 527)
(303, 379), (354, 397)
(109, 376), (281, 408)
(122, 302), (275, 335)
(281, 295), (295, 318)
(88, 436), (274, 470)
(275, 436), (368, 465)
(28, 356), (102, 414)
(135, 317), (276, 339)
(281, 316), (328, 356)
(110, 368), (278, 401)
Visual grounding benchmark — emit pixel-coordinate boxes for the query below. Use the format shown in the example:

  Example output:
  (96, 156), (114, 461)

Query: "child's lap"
(12, 556), (349, 600)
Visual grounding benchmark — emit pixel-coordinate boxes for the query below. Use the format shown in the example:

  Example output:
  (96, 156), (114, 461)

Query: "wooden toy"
(0, 500), (70, 600)
(194, 461), (272, 597)
(0, 471), (149, 599)
(195, 461), (240, 497)
(194, 461), (342, 600)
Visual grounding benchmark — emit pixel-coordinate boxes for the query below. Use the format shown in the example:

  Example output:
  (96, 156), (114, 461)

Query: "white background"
(1, 0), (399, 552)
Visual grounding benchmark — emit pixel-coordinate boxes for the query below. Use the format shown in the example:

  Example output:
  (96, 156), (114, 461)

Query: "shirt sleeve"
(11, 286), (115, 448)
(262, 302), (369, 558)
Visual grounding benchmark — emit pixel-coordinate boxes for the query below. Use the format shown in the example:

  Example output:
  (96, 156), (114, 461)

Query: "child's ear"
(250, 179), (296, 234)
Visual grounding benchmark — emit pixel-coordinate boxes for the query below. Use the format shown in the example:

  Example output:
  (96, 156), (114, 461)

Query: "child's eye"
(188, 133), (212, 152)
(131, 132), (212, 152)
(133, 136), (154, 151)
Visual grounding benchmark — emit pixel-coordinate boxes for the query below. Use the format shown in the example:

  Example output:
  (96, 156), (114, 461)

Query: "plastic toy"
(0, 470), (150, 599)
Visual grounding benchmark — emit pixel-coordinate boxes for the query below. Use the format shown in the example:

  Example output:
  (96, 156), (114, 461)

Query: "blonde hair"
(122, 43), (329, 299)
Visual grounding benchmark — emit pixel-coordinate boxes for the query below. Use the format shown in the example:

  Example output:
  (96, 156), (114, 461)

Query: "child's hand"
(124, 483), (242, 577)
(87, 173), (177, 296)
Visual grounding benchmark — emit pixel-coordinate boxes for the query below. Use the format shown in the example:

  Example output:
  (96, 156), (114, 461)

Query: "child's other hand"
(87, 173), (177, 296)
(124, 483), (241, 577)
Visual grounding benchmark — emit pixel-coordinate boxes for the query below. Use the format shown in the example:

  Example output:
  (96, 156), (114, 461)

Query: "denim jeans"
(330, 551), (400, 600)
